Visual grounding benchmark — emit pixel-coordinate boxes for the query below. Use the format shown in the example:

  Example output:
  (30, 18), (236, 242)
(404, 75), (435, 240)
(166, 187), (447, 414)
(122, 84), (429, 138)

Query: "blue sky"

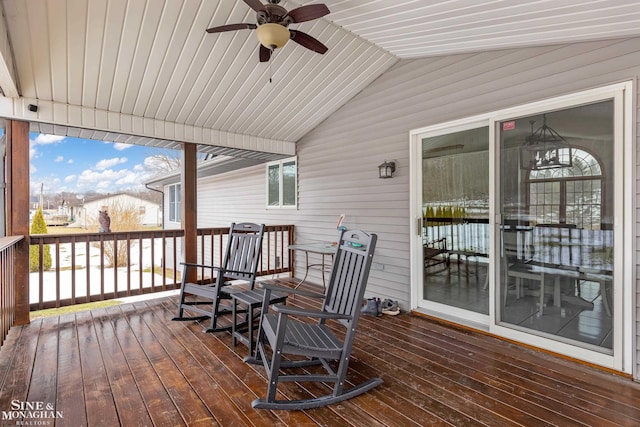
(29, 133), (179, 195)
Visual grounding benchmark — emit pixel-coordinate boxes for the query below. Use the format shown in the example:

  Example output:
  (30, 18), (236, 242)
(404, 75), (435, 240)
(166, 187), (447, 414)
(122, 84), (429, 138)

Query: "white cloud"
(67, 159), (73, 164)
(32, 134), (65, 146)
(48, 177), (61, 189)
(95, 157), (127, 170)
(113, 143), (133, 151)
(73, 165), (154, 193)
(115, 169), (153, 186)
(64, 175), (76, 183)
(54, 156), (64, 162)
(76, 169), (125, 190)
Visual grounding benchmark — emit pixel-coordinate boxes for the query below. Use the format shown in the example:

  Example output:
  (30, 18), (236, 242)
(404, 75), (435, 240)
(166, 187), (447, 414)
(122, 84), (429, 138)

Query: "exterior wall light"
(378, 160), (396, 179)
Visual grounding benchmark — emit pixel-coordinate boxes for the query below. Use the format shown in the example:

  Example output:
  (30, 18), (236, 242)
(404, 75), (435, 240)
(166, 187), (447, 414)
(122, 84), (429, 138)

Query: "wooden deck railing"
(0, 235), (23, 345)
(28, 225), (294, 311)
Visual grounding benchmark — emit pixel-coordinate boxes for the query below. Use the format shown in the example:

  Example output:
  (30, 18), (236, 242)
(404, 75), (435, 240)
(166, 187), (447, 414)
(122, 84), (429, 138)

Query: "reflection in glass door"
(421, 126), (489, 315)
(498, 100), (614, 351)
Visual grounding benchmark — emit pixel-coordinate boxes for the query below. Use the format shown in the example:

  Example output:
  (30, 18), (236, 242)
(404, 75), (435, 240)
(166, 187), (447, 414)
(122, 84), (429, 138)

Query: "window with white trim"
(266, 157), (297, 208)
(168, 183), (181, 222)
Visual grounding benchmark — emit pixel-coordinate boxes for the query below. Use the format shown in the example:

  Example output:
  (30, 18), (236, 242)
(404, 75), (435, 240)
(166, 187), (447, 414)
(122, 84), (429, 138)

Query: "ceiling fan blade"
(206, 23), (257, 33)
(285, 4), (330, 23)
(243, 0), (265, 12)
(289, 30), (328, 54)
(259, 45), (272, 62)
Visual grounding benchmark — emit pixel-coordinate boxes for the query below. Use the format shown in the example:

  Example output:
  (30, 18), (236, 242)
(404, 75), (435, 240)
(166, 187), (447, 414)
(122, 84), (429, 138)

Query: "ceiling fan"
(206, 0), (330, 62)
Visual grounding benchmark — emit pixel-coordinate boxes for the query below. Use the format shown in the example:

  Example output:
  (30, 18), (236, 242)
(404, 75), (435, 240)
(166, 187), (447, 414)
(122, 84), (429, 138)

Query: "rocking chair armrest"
(273, 304), (352, 320)
(218, 268), (253, 276)
(180, 263), (250, 278)
(180, 262), (220, 270)
(259, 281), (325, 299)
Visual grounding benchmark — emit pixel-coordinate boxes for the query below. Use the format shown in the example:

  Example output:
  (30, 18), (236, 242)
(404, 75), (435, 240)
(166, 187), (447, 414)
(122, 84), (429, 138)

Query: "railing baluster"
(126, 233), (131, 296)
(71, 237), (76, 304)
(100, 235), (105, 300)
(162, 234), (167, 287)
(113, 234), (118, 296)
(85, 240), (90, 304)
(151, 234), (156, 290)
(38, 240), (44, 310)
(139, 234), (143, 293)
(55, 237), (60, 308)
(172, 231), (177, 287)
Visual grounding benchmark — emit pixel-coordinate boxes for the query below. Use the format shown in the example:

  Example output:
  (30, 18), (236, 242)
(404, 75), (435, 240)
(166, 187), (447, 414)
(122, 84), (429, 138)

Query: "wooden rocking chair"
(172, 222), (265, 333)
(247, 229), (381, 410)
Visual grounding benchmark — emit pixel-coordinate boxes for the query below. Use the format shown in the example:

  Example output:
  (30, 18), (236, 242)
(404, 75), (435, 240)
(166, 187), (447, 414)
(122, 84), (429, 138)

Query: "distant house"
(29, 196), (71, 226)
(145, 156), (266, 230)
(74, 193), (161, 229)
(145, 156), (267, 266)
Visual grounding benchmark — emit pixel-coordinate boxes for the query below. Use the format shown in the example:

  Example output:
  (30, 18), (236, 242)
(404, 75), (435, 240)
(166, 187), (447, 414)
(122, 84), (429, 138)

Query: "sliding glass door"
(411, 82), (631, 371)
(416, 122), (490, 320)
(497, 100), (615, 351)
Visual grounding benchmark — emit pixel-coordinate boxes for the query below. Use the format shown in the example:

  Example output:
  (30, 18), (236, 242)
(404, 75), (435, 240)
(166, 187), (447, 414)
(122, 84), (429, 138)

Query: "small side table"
(230, 288), (287, 358)
(288, 242), (336, 289)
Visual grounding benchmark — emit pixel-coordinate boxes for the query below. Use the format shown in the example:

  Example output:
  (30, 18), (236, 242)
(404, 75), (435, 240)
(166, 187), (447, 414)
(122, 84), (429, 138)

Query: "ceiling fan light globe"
(256, 23), (290, 49)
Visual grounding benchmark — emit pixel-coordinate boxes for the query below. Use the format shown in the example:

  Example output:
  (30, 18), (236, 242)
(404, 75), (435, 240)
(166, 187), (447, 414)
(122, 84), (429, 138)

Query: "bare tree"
(144, 149), (211, 176)
(88, 199), (143, 267)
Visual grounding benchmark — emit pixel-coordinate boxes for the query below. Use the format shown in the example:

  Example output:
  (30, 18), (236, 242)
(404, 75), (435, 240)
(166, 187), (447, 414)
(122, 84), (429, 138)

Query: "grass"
(142, 266), (182, 281)
(30, 300), (122, 319)
(58, 265), (86, 271)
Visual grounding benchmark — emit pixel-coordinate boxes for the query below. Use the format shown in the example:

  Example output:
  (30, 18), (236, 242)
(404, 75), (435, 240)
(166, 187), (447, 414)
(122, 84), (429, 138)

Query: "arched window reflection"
(528, 148), (603, 229)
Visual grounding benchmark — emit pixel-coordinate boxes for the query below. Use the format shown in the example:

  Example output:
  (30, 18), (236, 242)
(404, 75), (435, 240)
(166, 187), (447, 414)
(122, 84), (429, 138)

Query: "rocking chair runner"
(247, 229), (381, 410)
(173, 222), (267, 333)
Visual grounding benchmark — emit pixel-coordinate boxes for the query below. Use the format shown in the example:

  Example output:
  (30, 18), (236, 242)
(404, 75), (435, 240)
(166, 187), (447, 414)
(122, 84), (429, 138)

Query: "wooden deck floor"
(1, 278), (640, 426)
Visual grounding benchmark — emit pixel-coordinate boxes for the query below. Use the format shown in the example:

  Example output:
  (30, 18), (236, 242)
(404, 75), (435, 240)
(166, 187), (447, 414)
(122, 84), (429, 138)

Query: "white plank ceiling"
(2, 0), (640, 156)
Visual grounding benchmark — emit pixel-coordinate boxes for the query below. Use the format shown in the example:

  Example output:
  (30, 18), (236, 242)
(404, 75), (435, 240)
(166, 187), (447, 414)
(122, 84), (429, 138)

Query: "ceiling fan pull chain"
(269, 49), (273, 83)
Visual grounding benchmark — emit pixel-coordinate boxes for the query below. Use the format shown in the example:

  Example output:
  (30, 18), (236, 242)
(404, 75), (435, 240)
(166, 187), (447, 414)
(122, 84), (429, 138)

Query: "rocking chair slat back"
(172, 222), (265, 333)
(324, 233), (371, 326)
(224, 226), (264, 283)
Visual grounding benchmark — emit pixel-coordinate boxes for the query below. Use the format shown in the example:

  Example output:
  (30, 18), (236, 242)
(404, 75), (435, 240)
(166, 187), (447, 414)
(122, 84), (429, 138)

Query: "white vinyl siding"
(182, 37), (640, 379)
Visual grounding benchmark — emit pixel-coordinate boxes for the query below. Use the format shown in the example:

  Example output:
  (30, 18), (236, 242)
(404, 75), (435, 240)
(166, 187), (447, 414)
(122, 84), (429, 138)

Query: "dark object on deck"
(248, 228), (380, 410)
(173, 222), (266, 332)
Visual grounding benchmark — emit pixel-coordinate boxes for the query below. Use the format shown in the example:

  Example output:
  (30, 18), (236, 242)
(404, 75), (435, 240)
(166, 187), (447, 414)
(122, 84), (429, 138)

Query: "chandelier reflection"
(519, 114), (572, 170)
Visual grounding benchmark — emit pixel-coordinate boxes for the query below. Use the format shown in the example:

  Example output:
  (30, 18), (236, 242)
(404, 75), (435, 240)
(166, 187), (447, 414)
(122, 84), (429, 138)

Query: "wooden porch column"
(6, 120), (30, 325)
(181, 143), (197, 281)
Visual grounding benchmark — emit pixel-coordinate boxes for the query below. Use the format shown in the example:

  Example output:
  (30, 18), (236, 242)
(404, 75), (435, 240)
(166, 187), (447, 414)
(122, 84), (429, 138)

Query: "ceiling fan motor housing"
(257, 4), (289, 25)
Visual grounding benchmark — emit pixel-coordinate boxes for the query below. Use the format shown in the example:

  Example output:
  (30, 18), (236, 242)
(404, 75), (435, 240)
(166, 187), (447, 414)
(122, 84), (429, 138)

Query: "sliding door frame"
(410, 114), (492, 328)
(410, 81), (635, 373)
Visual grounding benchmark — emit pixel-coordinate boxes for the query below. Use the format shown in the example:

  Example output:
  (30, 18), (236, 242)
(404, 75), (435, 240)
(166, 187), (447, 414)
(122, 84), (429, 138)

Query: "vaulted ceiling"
(1, 0), (639, 158)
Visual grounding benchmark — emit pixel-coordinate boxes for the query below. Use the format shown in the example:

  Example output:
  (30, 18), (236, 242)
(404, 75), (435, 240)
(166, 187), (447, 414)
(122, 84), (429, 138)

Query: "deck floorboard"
(1, 277), (639, 426)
